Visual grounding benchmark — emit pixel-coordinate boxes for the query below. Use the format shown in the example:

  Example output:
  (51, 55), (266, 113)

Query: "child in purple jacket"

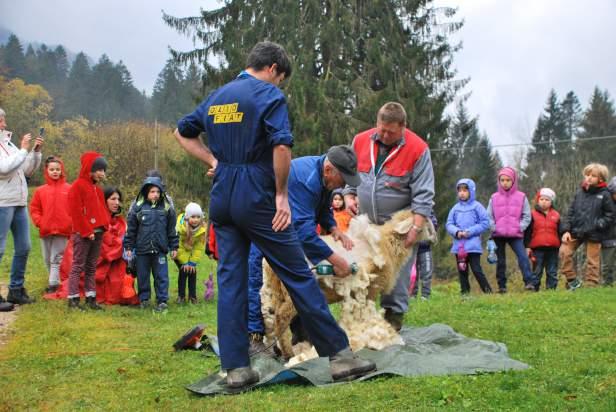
(446, 178), (493, 295)
(486, 167), (535, 293)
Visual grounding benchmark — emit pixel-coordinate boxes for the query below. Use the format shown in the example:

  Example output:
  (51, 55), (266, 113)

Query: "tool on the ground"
(173, 324), (206, 351)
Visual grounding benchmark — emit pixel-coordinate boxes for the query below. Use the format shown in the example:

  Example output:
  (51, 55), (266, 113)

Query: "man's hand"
(331, 227), (354, 250)
(562, 232), (572, 243)
(404, 228), (419, 249)
(344, 194), (358, 216)
(272, 192), (291, 232)
(33, 136), (44, 152)
(328, 253), (352, 278)
(20, 133), (32, 151)
(206, 158), (218, 177)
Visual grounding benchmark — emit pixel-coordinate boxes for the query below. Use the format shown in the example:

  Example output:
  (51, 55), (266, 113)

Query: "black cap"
(91, 156), (108, 172)
(326, 145), (361, 187)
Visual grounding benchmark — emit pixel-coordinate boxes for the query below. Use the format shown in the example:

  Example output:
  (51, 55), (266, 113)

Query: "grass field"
(1, 224), (615, 411)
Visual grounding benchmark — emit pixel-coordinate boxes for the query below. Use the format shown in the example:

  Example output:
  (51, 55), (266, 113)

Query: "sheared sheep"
(260, 209), (437, 362)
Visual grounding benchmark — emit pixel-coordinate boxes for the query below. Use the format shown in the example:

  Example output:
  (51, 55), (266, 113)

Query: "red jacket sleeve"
(29, 188), (43, 228)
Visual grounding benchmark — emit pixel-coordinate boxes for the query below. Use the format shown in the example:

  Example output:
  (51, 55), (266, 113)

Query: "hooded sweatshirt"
(446, 178), (491, 254)
(30, 158), (72, 237)
(67, 151), (110, 238)
(487, 167), (531, 238)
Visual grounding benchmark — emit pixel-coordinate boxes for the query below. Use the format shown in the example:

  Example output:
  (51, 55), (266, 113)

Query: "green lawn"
(1, 225), (615, 411)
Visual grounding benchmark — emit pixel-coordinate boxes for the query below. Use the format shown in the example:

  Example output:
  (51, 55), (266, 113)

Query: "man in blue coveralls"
(247, 145), (359, 354)
(174, 42), (375, 389)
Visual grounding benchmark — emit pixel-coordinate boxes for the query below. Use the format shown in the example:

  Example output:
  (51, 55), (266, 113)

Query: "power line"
(430, 134), (616, 153)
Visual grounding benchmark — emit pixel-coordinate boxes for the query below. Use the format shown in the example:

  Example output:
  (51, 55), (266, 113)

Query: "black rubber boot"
(329, 347), (377, 381)
(86, 296), (104, 311)
(68, 297), (85, 311)
(384, 308), (404, 332)
(0, 294), (14, 312)
(226, 366), (260, 389)
(7, 287), (35, 304)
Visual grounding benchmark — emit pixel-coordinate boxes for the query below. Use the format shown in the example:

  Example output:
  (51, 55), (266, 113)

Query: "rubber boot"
(384, 308), (404, 332)
(0, 295), (14, 312)
(7, 287), (35, 304)
(226, 366), (259, 389)
(68, 297), (85, 311)
(86, 296), (104, 311)
(329, 347), (376, 381)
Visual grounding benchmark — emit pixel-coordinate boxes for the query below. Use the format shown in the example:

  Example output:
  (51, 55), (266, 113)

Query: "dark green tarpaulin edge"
(186, 323), (529, 396)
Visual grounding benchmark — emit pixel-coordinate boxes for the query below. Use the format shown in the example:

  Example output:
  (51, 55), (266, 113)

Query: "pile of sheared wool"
(286, 342), (319, 367)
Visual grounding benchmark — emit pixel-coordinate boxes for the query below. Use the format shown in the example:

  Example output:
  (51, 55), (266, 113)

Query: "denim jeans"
(136, 253), (169, 303)
(0, 206), (31, 289)
(532, 247), (559, 289)
(494, 237), (534, 290)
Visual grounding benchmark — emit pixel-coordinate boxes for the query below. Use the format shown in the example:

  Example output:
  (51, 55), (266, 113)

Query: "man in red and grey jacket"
(344, 101), (435, 331)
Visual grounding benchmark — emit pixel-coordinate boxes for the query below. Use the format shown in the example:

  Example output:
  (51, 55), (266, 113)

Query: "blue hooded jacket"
(446, 178), (490, 254)
(124, 176), (179, 255)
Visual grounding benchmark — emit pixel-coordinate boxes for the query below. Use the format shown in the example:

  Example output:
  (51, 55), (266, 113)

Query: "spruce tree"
(64, 52), (92, 119)
(579, 87), (616, 169)
(2, 34), (26, 79)
(163, 1), (462, 156)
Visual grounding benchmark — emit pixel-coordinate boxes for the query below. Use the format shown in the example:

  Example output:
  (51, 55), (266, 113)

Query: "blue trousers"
(210, 164), (349, 370)
(494, 237), (534, 289)
(136, 253), (169, 303)
(0, 206), (31, 289)
(248, 244), (265, 334)
(531, 247), (559, 290)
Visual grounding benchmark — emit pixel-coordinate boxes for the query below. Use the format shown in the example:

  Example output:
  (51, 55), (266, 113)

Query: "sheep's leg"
(273, 296), (297, 360)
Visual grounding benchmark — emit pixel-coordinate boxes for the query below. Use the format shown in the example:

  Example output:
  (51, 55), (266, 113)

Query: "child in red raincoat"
(30, 156), (71, 293)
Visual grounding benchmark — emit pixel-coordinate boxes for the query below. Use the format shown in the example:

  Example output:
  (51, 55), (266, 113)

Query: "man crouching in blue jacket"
(247, 145), (359, 353)
(124, 176), (179, 312)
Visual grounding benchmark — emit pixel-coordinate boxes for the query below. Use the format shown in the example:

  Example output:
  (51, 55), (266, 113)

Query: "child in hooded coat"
(486, 167), (535, 293)
(30, 156), (71, 293)
(174, 202), (206, 304)
(446, 178), (493, 294)
(124, 176), (178, 311)
(66, 152), (110, 310)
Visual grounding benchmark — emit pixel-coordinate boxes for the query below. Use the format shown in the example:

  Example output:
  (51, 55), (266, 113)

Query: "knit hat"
(538, 188), (556, 202)
(91, 156), (108, 172)
(185, 202), (203, 218)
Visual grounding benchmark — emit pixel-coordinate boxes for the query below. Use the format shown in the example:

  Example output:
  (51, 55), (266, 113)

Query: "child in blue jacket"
(446, 178), (493, 294)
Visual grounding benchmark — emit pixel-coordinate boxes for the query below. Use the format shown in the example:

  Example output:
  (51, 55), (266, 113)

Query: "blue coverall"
(248, 155), (338, 334)
(177, 72), (349, 369)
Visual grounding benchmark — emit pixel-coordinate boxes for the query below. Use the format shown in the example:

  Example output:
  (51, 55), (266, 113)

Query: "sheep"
(260, 209), (437, 362)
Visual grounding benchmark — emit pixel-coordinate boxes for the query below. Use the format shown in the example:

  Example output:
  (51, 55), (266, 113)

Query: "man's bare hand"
(272, 192), (291, 232)
(332, 228), (354, 250)
(344, 194), (358, 216)
(206, 158), (218, 177)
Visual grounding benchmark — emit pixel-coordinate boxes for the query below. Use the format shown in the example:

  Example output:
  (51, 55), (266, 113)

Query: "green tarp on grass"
(187, 323), (529, 396)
